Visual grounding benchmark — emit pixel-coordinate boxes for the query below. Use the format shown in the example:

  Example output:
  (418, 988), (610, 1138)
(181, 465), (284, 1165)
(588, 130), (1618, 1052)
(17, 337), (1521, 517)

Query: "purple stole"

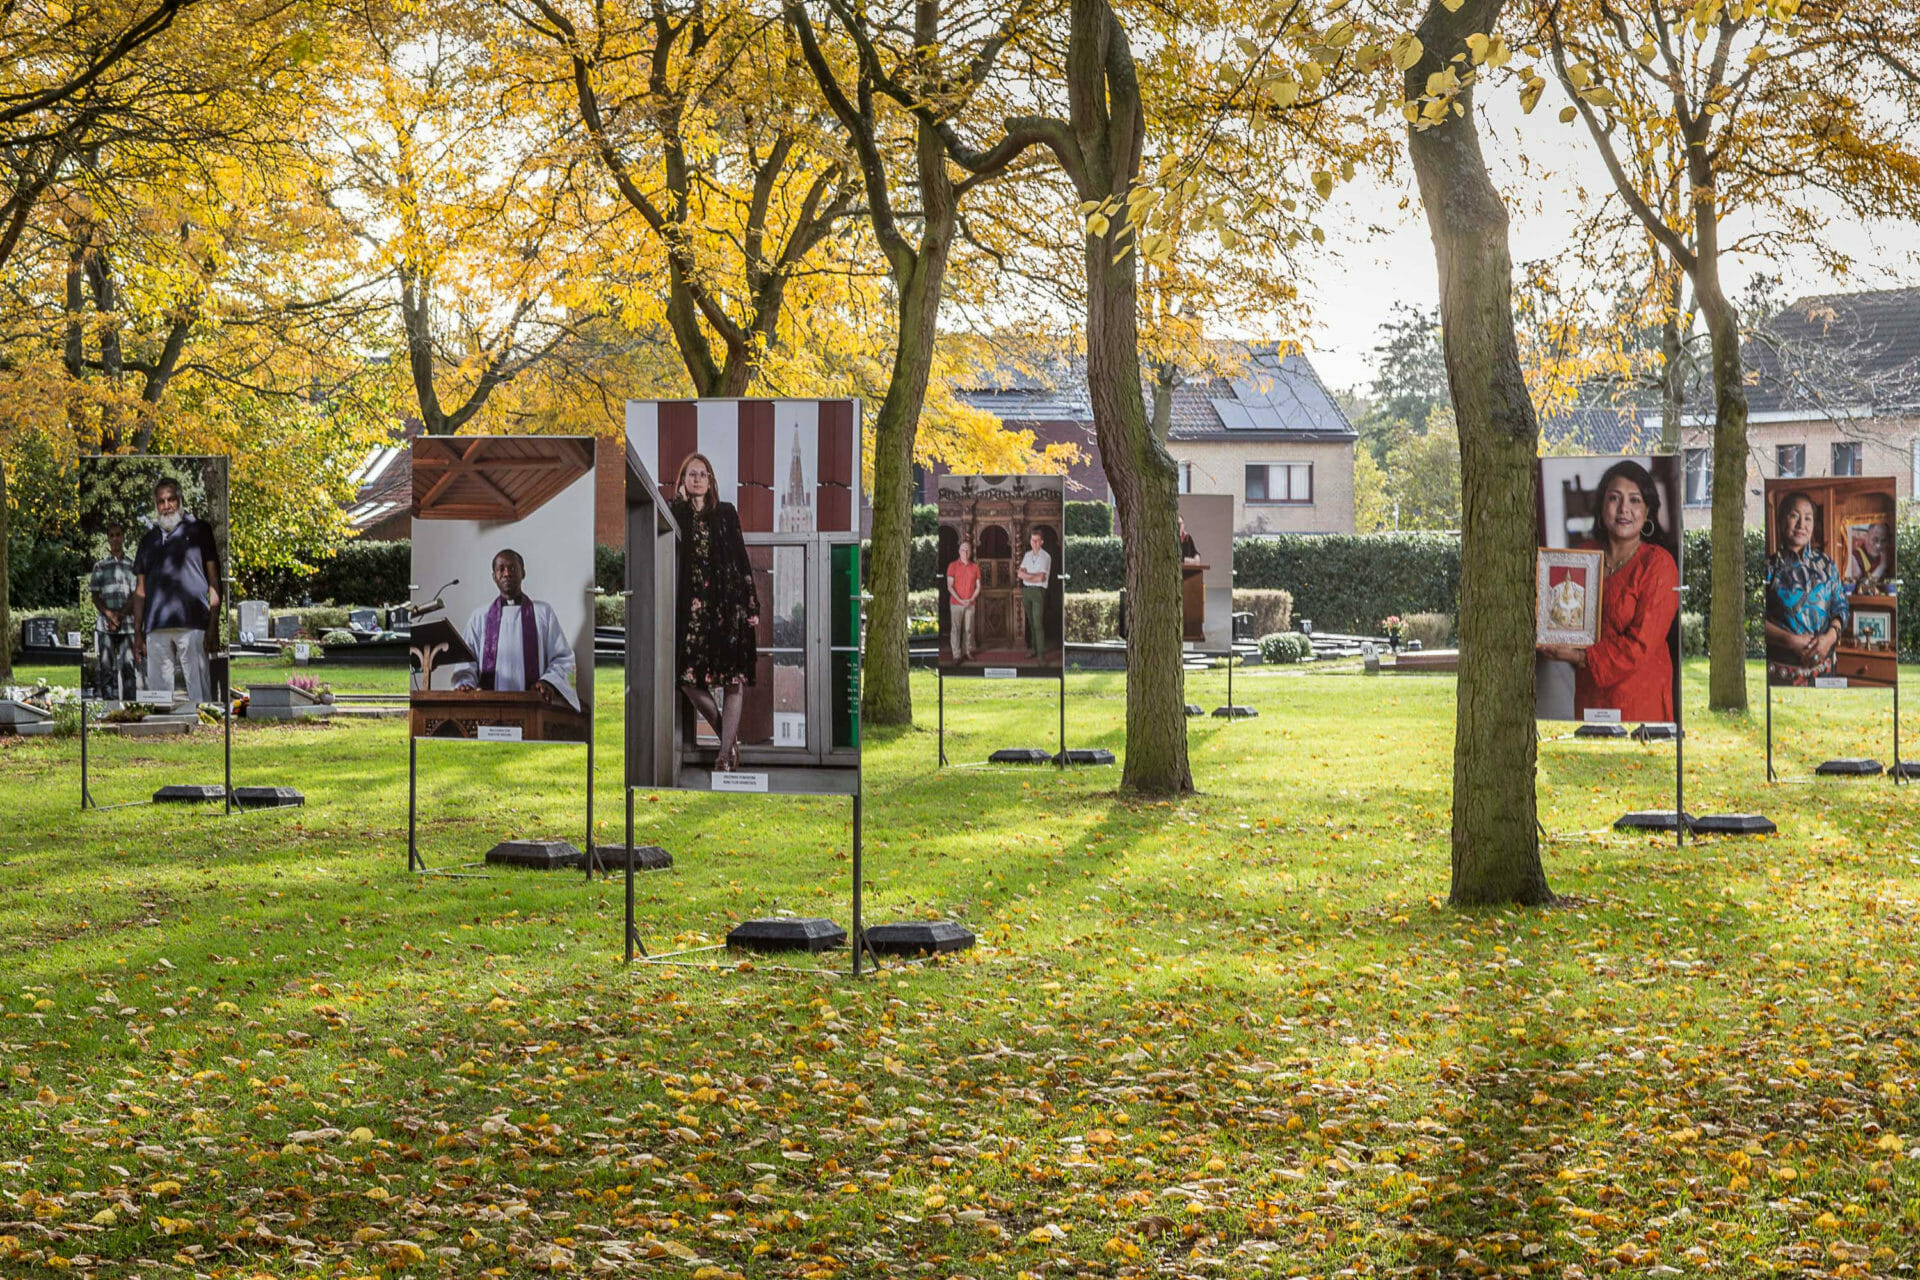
(479, 596), (540, 691)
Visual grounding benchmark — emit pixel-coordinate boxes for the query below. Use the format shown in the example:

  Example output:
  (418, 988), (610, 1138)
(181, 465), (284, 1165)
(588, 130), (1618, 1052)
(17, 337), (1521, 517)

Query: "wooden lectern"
(1181, 563), (1208, 642)
(410, 689), (588, 741)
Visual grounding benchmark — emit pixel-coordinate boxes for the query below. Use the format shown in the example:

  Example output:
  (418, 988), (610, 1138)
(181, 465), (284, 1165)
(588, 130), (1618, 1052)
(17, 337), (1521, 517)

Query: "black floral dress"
(673, 498), (759, 687)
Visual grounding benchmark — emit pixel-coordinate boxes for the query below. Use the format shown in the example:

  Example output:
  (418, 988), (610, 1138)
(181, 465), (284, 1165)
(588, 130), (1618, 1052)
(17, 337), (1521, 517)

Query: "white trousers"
(146, 628), (211, 704)
(950, 602), (976, 658)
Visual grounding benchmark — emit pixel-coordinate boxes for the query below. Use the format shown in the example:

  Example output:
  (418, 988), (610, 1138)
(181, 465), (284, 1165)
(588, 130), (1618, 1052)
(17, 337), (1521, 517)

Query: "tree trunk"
(1404, 0), (1551, 906)
(0, 454), (11, 685)
(1660, 270), (1683, 454)
(1693, 206), (1748, 712)
(1063, 0), (1189, 796)
(863, 240), (950, 725)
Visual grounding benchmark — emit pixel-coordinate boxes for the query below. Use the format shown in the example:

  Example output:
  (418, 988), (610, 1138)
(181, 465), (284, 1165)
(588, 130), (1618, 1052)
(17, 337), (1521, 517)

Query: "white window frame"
(1245, 461), (1313, 505)
(1177, 461), (1193, 494)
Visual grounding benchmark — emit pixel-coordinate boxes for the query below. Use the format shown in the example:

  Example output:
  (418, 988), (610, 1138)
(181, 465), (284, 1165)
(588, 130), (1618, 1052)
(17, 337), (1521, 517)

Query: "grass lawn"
(3, 658), (1918, 1278)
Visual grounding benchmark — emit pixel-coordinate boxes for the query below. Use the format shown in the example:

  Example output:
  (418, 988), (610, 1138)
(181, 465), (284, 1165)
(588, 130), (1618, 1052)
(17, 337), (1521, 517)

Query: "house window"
(1832, 442), (1863, 476)
(1683, 448), (1712, 507)
(1776, 444), (1805, 478)
(1246, 463), (1312, 504)
(1178, 461), (1193, 494)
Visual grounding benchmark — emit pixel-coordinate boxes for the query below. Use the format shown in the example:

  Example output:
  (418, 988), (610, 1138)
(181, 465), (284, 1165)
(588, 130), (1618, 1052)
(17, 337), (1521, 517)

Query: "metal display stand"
(936, 662), (1067, 768)
(621, 777), (875, 975)
(80, 572), (236, 813)
(405, 585), (597, 877)
(1764, 576), (1902, 784)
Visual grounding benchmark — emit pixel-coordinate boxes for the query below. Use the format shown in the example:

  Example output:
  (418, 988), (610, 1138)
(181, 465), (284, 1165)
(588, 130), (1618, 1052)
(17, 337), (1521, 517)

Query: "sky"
(1294, 97), (1920, 398)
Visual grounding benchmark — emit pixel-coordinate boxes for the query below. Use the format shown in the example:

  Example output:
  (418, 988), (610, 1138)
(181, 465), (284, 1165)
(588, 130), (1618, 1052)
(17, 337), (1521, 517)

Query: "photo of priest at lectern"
(409, 435), (596, 743)
(448, 549), (580, 711)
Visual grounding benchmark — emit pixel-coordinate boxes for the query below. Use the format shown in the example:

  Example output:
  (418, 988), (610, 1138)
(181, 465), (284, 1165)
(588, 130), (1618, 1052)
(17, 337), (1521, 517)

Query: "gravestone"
(23, 617), (59, 649)
(0, 700), (54, 737)
(270, 615), (302, 640)
(387, 606), (411, 631)
(238, 600), (269, 642)
(348, 609), (379, 633)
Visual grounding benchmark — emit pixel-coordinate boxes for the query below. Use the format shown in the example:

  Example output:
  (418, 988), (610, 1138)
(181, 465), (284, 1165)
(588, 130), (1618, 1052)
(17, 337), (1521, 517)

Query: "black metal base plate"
(233, 786), (305, 808)
(989, 748), (1053, 764)
(1212, 706), (1257, 718)
(1895, 762), (1920, 779)
(727, 917), (847, 953)
(1614, 809), (1697, 832)
(484, 839), (584, 869)
(1630, 724), (1679, 741)
(1816, 758), (1884, 776)
(1055, 748), (1114, 765)
(1575, 724), (1629, 738)
(1184, 703), (1205, 717)
(865, 921), (976, 955)
(153, 784), (227, 803)
(595, 844), (673, 871)
(1690, 813), (1777, 835)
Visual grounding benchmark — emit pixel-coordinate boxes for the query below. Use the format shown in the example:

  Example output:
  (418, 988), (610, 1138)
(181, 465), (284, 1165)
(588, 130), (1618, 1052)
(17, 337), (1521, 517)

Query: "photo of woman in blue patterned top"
(1764, 489), (1850, 686)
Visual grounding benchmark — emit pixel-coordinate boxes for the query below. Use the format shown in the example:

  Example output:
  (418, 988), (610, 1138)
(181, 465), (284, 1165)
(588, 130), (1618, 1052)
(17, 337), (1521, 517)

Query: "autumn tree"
(1531, 0), (1920, 711)
(319, 0), (616, 437)
(1401, 0), (1554, 904)
(786, 0), (1095, 726)
(510, 0), (861, 399)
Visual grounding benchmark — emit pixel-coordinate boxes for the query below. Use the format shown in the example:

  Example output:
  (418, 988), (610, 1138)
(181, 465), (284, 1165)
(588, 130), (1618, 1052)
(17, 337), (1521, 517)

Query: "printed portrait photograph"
(623, 399), (862, 795)
(1177, 493), (1236, 651)
(1534, 455), (1682, 724)
(408, 436), (596, 742)
(1765, 476), (1897, 690)
(936, 474), (1066, 676)
(76, 455), (229, 708)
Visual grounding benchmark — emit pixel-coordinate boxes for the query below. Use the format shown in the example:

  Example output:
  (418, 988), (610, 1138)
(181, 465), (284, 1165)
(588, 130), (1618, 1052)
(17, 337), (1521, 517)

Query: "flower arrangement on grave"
(1380, 615), (1407, 650)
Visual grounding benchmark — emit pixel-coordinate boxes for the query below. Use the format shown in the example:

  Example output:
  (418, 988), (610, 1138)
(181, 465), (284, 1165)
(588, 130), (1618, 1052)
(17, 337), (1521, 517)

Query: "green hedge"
(245, 540), (411, 607)
(6, 533), (87, 609)
(1065, 501), (1113, 537)
(1234, 533), (1461, 635)
(912, 505), (938, 538)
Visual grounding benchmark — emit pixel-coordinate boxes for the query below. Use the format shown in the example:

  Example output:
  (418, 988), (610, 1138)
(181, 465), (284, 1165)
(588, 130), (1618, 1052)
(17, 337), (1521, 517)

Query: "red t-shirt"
(1576, 542), (1679, 722)
(947, 560), (981, 603)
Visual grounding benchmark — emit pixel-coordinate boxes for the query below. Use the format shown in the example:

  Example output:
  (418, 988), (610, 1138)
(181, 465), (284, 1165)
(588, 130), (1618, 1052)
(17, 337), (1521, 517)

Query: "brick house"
(1678, 286), (1920, 531)
(937, 344), (1359, 534)
(1542, 286), (1920, 531)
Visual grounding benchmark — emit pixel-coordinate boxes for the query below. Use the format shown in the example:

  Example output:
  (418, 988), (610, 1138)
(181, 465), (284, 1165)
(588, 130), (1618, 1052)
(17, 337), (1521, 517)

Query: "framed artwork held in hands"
(1537, 547), (1605, 646)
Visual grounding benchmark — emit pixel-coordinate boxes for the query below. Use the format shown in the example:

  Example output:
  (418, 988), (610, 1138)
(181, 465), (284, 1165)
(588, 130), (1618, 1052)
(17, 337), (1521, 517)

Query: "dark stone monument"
(865, 921), (976, 956)
(1630, 723), (1678, 742)
(1211, 705), (1257, 718)
(1815, 758), (1884, 776)
(988, 747), (1052, 764)
(726, 917), (848, 953)
(484, 839), (585, 869)
(270, 615), (303, 640)
(1185, 703), (1204, 717)
(1575, 723), (1629, 739)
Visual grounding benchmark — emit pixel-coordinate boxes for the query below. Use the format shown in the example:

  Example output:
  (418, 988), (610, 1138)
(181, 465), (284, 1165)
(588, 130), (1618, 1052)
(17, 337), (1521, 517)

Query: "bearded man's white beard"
(155, 510), (183, 532)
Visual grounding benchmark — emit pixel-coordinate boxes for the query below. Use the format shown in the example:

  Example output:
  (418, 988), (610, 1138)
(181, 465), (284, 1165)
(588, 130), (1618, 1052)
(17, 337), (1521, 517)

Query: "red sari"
(1576, 542), (1679, 722)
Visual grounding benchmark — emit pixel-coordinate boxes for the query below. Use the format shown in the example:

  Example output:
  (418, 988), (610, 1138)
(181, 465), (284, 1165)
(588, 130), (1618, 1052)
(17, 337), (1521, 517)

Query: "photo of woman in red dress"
(1537, 459), (1681, 723)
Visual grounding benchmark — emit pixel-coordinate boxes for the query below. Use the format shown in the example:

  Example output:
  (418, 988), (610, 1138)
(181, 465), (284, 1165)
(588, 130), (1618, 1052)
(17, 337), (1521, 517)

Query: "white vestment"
(452, 598), (580, 711)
